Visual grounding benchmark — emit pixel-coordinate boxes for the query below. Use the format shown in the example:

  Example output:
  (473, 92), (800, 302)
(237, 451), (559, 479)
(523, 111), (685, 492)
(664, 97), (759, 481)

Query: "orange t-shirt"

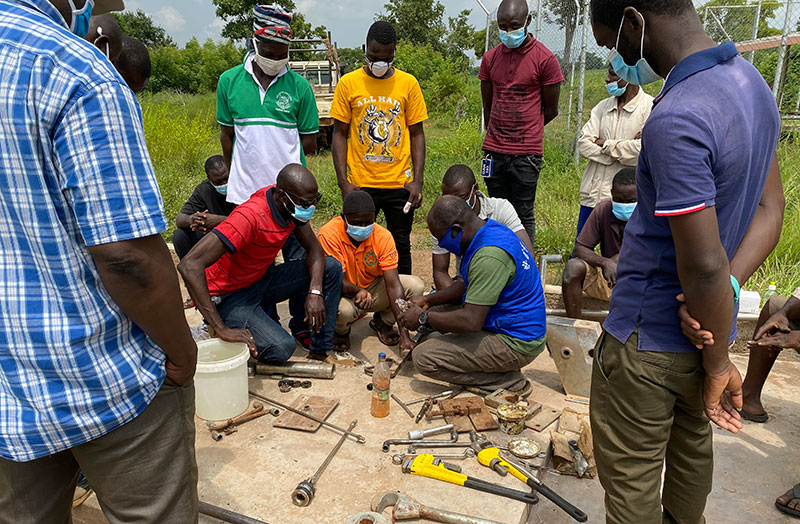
(318, 217), (398, 289)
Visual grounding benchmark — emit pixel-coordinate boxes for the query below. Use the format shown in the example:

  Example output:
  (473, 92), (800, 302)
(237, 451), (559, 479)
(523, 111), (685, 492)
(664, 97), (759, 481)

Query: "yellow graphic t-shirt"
(330, 68), (428, 189)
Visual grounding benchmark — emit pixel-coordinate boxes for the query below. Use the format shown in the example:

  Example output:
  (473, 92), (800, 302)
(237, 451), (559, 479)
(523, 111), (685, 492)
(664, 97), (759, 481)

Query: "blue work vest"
(460, 220), (546, 341)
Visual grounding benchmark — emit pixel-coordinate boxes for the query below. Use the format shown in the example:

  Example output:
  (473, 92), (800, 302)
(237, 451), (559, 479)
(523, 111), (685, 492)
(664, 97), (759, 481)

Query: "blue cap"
(378, 352), (386, 359)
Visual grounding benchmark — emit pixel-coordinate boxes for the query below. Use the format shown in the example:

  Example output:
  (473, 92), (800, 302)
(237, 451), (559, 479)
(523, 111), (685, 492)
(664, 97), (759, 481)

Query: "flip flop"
(738, 408), (769, 423)
(333, 329), (351, 351)
(369, 318), (400, 347)
(293, 331), (312, 350)
(775, 484), (800, 518)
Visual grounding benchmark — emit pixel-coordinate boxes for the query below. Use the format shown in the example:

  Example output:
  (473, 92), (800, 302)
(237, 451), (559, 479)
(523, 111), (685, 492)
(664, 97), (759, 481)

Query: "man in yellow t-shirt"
(330, 20), (428, 275)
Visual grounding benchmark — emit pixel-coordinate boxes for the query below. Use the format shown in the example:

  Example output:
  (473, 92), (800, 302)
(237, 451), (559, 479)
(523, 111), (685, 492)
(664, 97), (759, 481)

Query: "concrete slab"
(73, 303), (800, 524)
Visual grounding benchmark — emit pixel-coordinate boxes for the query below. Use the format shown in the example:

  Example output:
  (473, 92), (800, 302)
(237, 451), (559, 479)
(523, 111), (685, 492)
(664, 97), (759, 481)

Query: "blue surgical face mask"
(214, 183), (227, 196)
(345, 220), (374, 242)
(499, 27), (527, 49)
(612, 201), (637, 221)
(437, 225), (464, 256)
(68, 0), (94, 37)
(608, 10), (660, 86)
(606, 81), (627, 97)
(284, 193), (316, 224)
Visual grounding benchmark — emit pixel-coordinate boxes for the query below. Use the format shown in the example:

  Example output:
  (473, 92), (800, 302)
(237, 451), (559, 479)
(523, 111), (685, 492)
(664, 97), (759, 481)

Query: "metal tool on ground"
(405, 389), (454, 406)
(278, 379), (312, 392)
(364, 349), (411, 379)
(426, 397), (498, 432)
(255, 360), (335, 379)
(545, 316), (601, 401)
(199, 501), (267, 524)
(382, 429), (458, 452)
(470, 431), (508, 477)
(206, 401), (277, 440)
(391, 394), (415, 419)
(391, 448), (475, 465)
(414, 397), (433, 423)
(409, 423), (454, 440)
(401, 453), (538, 505)
(372, 491), (505, 524)
(499, 450), (588, 522)
(291, 419), (358, 507)
(249, 391), (366, 443)
(568, 440), (590, 478)
(345, 512), (390, 524)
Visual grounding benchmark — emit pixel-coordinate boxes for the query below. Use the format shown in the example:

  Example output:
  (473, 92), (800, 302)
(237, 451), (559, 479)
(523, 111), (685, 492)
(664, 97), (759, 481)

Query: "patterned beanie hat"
(253, 4), (293, 44)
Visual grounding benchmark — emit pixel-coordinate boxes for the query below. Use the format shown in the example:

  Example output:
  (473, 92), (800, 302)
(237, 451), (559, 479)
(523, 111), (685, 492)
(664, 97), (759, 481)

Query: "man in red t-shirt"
(479, 0), (564, 246)
(178, 164), (343, 362)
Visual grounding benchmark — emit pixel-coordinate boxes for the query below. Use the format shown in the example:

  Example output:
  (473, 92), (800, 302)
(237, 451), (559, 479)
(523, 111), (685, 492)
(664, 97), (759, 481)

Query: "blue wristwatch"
(730, 275), (740, 304)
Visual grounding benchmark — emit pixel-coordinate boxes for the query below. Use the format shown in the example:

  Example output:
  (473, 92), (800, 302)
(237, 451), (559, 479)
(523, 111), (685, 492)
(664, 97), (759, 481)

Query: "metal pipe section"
(536, 0), (543, 40)
(573, 0), (591, 165)
(476, 0), (491, 134)
(409, 423), (455, 440)
(749, 0), (762, 63)
(772, 0), (794, 100)
(199, 501), (267, 524)
(255, 361), (335, 379)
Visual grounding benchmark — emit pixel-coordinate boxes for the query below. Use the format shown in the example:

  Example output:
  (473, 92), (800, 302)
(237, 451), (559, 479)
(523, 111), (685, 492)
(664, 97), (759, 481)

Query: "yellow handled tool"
(477, 447), (529, 483)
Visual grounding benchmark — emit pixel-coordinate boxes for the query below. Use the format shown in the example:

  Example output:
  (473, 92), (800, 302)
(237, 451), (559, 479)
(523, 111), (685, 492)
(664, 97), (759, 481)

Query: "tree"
(114, 9), (175, 48)
(211, 0), (327, 42)
(443, 9), (476, 65)
(378, 0), (447, 52)
(544, 0), (579, 74)
(337, 47), (365, 74)
(698, 0), (780, 43)
(473, 21), (500, 59)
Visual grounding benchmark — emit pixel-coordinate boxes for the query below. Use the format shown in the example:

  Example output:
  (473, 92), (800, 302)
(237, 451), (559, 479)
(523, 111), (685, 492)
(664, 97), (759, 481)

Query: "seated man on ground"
(178, 164), (342, 362)
(173, 155), (237, 260)
(432, 164), (532, 292)
(562, 168), (636, 318)
(318, 191), (425, 352)
(399, 196), (547, 394)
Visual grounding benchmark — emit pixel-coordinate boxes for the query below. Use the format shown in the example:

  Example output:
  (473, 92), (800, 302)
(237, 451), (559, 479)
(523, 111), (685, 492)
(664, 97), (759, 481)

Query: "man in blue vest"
(398, 196), (546, 393)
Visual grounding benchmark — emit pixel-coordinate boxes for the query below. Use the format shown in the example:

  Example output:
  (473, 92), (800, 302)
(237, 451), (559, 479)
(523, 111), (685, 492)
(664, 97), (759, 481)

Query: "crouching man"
(178, 164), (342, 362)
(399, 196), (547, 393)
(318, 191), (424, 352)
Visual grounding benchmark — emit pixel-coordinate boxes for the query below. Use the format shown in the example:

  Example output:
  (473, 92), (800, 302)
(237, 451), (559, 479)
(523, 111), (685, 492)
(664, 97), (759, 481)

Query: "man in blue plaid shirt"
(0, 1), (199, 522)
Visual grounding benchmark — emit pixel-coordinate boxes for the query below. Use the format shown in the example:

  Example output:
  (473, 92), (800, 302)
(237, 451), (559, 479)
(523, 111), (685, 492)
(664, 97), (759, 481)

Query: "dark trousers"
(172, 228), (205, 260)
(362, 187), (414, 274)
(576, 204), (594, 237)
(483, 152), (543, 246)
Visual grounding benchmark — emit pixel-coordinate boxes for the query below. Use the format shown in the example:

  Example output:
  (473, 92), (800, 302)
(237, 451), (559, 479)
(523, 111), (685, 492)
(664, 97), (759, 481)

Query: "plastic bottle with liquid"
(763, 281), (777, 305)
(371, 353), (390, 418)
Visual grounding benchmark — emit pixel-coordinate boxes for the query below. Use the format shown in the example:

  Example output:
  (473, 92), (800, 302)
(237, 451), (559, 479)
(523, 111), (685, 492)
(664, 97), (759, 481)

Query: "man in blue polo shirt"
(588, 0), (784, 522)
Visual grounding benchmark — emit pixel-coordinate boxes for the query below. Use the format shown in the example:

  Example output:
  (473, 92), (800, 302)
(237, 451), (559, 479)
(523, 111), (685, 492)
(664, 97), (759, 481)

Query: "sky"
(122, 0), (505, 49)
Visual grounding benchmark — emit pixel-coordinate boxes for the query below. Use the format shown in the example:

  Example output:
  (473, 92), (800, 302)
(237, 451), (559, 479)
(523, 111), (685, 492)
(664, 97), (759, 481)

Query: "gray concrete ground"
(72, 303), (800, 524)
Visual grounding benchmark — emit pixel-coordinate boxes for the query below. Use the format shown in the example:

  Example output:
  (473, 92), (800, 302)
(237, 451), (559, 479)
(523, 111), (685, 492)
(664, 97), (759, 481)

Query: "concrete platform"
(73, 304), (800, 524)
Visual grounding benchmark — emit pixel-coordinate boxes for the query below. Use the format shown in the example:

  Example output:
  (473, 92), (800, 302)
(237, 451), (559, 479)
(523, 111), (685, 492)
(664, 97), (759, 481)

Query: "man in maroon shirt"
(479, 0), (564, 246)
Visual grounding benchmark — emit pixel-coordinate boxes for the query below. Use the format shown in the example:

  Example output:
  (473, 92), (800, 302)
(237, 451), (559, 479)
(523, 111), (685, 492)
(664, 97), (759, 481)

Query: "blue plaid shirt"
(0, 0), (168, 462)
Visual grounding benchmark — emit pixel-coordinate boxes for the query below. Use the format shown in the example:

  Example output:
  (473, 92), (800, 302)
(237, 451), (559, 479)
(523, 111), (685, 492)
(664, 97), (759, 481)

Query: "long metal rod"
(772, 0), (794, 100)
(573, 0), (591, 165)
(749, 0), (762, 63)
(249, 391), (367, 443)
(311, 420), (357, 484)
(199, 501), (267, 524)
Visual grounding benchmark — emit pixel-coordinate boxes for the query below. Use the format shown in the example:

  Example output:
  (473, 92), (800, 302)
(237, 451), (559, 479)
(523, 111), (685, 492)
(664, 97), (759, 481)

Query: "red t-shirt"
(479, 36), (564, 156)
(205, 186), (294, 295)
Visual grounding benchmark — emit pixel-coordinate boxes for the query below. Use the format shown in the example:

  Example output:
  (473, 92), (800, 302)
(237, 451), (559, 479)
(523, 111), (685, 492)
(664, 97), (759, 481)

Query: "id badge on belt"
(481, 153), (494, 178)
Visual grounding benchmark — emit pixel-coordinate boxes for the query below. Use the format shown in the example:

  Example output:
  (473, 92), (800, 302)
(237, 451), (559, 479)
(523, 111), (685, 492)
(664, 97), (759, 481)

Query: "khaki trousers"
(590, 331), (712, 524)
(335, 275), (425, 334)
(0, 378), (198, 524)
(412, 330), (536, 390)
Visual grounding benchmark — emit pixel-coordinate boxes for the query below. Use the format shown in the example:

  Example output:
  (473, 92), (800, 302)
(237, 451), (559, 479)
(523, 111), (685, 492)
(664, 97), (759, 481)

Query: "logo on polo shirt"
(276, 91), (293, 112)
(364, 251), (378, 267)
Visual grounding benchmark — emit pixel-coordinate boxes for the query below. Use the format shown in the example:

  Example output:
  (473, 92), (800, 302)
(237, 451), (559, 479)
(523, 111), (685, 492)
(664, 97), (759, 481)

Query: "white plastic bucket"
(194, 339), (250, 421)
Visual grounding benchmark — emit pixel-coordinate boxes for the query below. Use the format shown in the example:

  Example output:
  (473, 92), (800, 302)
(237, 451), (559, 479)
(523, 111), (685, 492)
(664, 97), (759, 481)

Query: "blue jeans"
(216, 257), (342, 361)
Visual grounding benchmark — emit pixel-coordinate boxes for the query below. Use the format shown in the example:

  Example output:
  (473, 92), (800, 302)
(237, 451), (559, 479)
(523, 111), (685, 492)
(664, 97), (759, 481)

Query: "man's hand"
(398, 330), (416, 354)
(354, 289), (374, 310)
(410, 295), (428, 309)
(190, 210), (209, 232)
(752, 309), (792, 341)
(164, 344), (197, 385)
(404, 180), (423, 209)
(217, 325), (258, 357)
(339, 181), (359, 198)
(398, 302), (424, 331)
(305, 293), (326, 333)
(747, 330), (800, 352)
(594, 138), (606, 147)
(676, 293), (714, 349)
(600, 258), (618, 287)
(634, 131), (642, 140)
(703, 359), (744, 434)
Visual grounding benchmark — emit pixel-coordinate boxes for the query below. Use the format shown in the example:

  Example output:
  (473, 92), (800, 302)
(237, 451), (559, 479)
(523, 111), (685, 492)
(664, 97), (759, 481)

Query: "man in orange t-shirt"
(318, 191), (424, 352)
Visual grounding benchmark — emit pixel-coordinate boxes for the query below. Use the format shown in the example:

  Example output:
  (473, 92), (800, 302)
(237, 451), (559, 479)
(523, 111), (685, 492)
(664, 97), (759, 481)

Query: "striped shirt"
(0, 0), (168, 462)
(207, 186), (295, 295)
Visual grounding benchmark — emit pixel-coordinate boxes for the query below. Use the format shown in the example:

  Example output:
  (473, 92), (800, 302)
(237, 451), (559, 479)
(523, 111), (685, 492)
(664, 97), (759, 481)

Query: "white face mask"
(365, 55), (393, 78)
(253, 38), (288, 76)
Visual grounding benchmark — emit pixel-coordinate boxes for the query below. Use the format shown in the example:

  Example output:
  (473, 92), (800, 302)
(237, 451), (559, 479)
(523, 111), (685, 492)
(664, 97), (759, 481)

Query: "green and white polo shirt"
(217, 55), (319, 205)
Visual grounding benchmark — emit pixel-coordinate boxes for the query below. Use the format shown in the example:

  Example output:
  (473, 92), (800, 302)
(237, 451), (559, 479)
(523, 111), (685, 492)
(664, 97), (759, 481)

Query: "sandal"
(776, 484), (800, 518)
(738, 408), (769, 423)
(293, 331), (312, 350)
(333, 329), (351, 351)
(369, 318), (399, 346)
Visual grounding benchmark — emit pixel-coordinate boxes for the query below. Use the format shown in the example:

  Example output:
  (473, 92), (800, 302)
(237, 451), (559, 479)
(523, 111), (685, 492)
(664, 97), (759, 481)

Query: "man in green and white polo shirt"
(217, 4), (319, 206)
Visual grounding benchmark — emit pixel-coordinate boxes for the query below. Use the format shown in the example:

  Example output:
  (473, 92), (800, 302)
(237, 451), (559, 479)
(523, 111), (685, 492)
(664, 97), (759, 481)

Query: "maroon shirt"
(576, 199), (626, 259)
(479, 36), (564, 156)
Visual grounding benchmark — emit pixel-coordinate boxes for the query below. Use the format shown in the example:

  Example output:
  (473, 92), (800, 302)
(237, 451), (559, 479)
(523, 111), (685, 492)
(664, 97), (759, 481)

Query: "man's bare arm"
(332, 119), (356, 196)
(301, 133), (317, 156)
(481, 80), (493, 129)
(432, 252), (453, 291)
(541, 83), (561, 126)
(220, 125), (235, 169)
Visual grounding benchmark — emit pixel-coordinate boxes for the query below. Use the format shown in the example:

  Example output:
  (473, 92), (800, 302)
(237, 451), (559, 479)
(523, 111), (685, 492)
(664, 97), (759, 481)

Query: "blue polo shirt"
(604, 42), (780, 353)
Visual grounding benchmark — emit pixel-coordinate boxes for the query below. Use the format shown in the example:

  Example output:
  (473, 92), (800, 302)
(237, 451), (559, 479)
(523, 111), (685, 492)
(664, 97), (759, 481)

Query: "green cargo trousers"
(590, 331), (712, 524)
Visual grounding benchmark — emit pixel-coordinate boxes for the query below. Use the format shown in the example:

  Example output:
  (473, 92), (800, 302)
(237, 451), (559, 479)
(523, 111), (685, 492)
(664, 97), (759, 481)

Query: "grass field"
(139, 71), (800, 298)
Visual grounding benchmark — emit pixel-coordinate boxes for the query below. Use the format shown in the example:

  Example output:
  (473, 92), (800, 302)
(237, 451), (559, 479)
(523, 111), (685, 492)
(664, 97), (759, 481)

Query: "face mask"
(465, 187), (477, 209)
(214, 184), (227, 196)
(283, 192), (316, 224)
(608, 10), (660, 86)
(68, 0), (94, 37)
(345, 220), (374, 242)
(253, 38), (289, 76)
(499, 27), (527, 49)
(437, 225), (464, 256)
(365, 56), (392, 78)
(606, 81), (627, 97)
(95, 26), (110, 59)
(612, 201), (637, 221)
